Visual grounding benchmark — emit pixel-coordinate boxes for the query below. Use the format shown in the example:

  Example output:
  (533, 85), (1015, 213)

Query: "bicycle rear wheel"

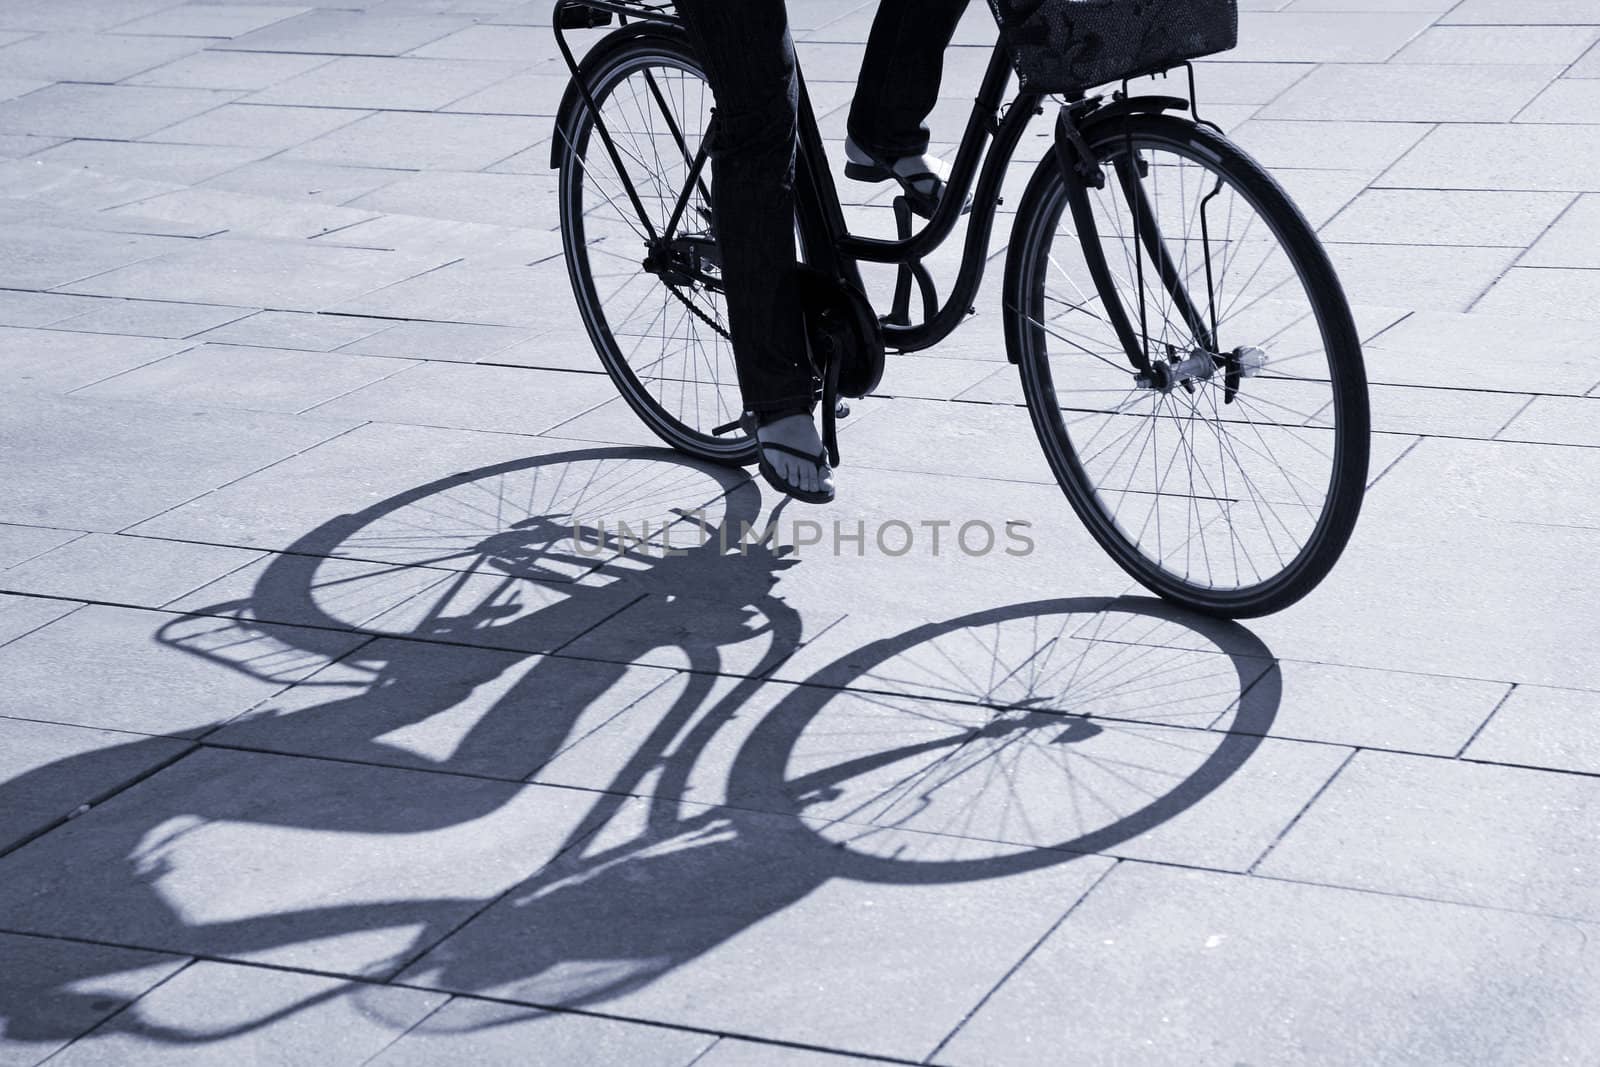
(1004, 113), (1369, 617)
(556, 31), (754, 463)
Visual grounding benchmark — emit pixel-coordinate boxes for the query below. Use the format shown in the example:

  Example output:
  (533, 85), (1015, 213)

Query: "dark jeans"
(675, 0), (969, 416)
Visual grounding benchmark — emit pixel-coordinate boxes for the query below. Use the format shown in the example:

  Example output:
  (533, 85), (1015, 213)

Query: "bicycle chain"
(660, 278), (731, 342)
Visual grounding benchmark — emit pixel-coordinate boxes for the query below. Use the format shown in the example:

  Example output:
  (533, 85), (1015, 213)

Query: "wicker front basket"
(985, 0), (1238, 93)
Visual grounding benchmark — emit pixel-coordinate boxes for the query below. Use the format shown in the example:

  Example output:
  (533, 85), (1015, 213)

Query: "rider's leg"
(676, 0), (831, 499)
(845, 0), (971, 209)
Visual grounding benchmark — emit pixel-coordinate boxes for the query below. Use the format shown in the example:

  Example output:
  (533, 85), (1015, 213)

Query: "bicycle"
(547, 0), (1371, 617)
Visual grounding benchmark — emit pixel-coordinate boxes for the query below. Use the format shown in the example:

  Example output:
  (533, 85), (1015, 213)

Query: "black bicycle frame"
(551, 0), (1207, 370)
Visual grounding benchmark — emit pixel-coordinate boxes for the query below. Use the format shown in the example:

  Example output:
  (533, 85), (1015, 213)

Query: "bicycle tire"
(556, 31), (757, 464)
(1004, 112), (1369, 617)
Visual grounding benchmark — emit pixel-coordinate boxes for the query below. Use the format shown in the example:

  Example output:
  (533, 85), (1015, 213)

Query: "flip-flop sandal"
(843, 137), (950, 219)
(739, 411), (835, 505)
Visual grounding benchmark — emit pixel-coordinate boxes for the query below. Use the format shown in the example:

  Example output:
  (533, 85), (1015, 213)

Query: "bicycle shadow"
(0, 445), (1280, 1051)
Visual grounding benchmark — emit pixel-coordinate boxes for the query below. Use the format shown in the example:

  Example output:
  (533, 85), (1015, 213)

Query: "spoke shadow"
(0, 445), (1279, 1051)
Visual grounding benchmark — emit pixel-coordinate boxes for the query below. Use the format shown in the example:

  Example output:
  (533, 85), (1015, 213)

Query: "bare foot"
(756, 413), (834, 499)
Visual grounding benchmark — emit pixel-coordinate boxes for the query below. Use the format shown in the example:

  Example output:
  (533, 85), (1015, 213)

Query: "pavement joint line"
(1489, 393), (1538, 441)
(924, 857), (1124, 1064)
(1362, 433), (1421, 490)
(1244, 745), (1357, 875)
(0, 928), (943, 1067)
(0, 741), (201, 863)
(61, 342), (204, 395)
(46, 956), (203, 1065)
(292, 357), (426, 416)
(8, 561), (1595, 700)
(110, 419), (373, 539)
(1453, 681), (1519, 760)
(154, 548), (273, 613)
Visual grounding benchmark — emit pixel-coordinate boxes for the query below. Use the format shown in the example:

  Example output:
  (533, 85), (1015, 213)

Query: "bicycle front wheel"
(1004, 113), (1369, 617)
(556, 31), (754, 464)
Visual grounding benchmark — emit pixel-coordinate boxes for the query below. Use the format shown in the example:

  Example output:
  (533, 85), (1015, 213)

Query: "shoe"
(740, 411), (835, 505)
(843, 136), (951, 219)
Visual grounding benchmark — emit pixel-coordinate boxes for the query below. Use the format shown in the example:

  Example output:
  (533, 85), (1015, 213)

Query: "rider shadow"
(0, 445), (1280, 1051)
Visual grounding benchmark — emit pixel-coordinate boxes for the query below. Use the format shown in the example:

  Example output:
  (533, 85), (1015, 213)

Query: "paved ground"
(3, 0), (1600, 1064)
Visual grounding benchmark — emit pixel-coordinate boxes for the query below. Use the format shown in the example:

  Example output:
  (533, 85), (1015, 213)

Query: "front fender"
(549, 22), (694, 170)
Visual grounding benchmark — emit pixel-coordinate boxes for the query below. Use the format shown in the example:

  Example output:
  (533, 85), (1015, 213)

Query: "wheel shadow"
(0, 445), (1279, 1051)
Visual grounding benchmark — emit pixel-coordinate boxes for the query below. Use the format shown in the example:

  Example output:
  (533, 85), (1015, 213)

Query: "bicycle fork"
(1053, 103), (1252, 403)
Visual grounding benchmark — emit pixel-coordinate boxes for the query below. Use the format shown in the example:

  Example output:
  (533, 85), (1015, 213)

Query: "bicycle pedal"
(711, 416), (743, 437)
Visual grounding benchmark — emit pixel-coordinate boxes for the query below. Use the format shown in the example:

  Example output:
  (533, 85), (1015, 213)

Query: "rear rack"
(555, 0), (678, 26)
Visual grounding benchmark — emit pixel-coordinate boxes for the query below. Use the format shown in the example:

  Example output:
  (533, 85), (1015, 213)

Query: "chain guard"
(796, 266), (884, 399)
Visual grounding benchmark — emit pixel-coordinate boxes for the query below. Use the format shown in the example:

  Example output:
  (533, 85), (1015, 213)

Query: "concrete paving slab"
(148, 102), (371, 149)
(0, 604), (366, 735)
(1258, 749), (1600, 919)
(61, 237), (452, 311)
(1226, 11), (1438, 63)
(211, 639), (674, 780)
(44, 960), (446, 1067)
(191, 309), (392, 352)
(349, 170), (560, 228)
(0, 719), (190, 852)
(1473, 266), (1600, 321)
(306, 361), (616, 434)
(0, 526), (81, 572)
(339, 320), (533, 363)
(945, 861), (1600, 1066)
(1325, 242), (1521, 313)
(1231, 119), (1433, 172)
(111, 5), (312, 40)
(1443, 0), (1600, 25)
(441, 71), (569, 116)
(1322, 189), (1574, 248)
(0, 594), (80, 648)
(104, 188), (377, 240)
(200, 157), (406, 205)
(0, 747), (605, 974)
(73, 342), (410, 415)
(0, 532), (262, 608)
(1394, 24), (1600, 65)
(0, 225), (185, 291)
(1516, 77), (1600, 123)
(1520, 194), (1600, 267)
(28, 140), (271, 186)
(0, 32), (204, 84)
(1381, 123), (1600, 192)
(0, 289), (103, 328)
(0, 326), (190, 392)
(0, 84), (239, 141)
(249, 56), (523, 111)
(0, 0), (187, 33)
(366, 997), (716, 1067)
(1496, 395), (1600, 447)
(125, 50), (334, 91)
(1362, 310), (1600, 394)
(216, 11), (471, 57)
(0, 393), (359, 531)
(1261, 64), (1563, 122)
(695, 1041), (882, 1067)
(0, 933), (186, 1067)
(1465, 685), (1600, 775)
(399, 797), (1116, 1061)
(1240, 659), (1508, 754)
(408, 24), (559, 64)
(286, 111), (542, 171)
(1362, 383), (1528, 439)
(329, 260), (564, 327)
(48, 299), (256, 340)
